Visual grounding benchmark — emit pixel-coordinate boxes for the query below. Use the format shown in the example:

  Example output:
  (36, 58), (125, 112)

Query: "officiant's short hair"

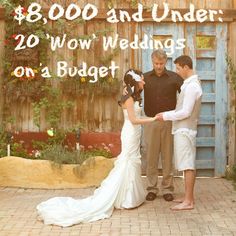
(151, 49), (167, 60)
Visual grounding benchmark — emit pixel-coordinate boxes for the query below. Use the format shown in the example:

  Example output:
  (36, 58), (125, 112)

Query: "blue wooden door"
(141, 23), (228, 177)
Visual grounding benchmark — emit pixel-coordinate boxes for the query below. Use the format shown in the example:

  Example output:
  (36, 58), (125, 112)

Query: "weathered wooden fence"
(0, 0), (236, 167)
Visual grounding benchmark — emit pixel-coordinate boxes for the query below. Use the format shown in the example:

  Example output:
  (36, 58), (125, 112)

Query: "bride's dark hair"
(123, 69), (143, 106)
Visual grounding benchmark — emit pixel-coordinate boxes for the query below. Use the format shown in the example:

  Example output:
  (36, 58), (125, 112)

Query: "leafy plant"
(38, 144), (112, 167)
(226, 56), (236, 124)
(0, 128), (29, 158)
(80, 148), (113, 160)
(11, 142), (29, 158)
(30, 130), (113, 167)
(32, 86), (74, 130)
(2, 0), (119, 95)
(0, 129), (9, 157)
(39, 144), (82, 167)
(226, 56), (236, 188)
(226, 165), (236, 189)
(227, 56), (236, 91)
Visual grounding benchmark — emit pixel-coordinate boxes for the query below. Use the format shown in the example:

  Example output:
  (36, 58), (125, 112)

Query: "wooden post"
(0, 19), (5, 126)
(228, 21), (236, 166)
(215, 24), (228, 176)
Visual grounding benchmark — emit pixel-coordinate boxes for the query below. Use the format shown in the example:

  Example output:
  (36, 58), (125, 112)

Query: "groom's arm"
(158, 83), (202, 121)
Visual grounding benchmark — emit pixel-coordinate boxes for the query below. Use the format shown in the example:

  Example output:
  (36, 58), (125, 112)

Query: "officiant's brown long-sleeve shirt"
(144, 69), (183, 117)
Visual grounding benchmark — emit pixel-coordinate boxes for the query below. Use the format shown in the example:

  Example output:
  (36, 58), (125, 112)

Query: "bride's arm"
(123, 97), (157, 125)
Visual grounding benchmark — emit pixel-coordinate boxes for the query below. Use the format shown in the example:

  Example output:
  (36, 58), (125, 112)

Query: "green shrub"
(0, 128), (113, 167)
(226, 165), (236, 189)
(40, 144), (83, 166)
(38, 144), (112, 167)
(79, 148), (113, 160)
(0, 130), (8, 157)
(0, 129), (29, 158)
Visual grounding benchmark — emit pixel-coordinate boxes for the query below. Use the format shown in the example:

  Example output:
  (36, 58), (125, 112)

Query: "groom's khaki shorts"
(174, 132), (196, 171)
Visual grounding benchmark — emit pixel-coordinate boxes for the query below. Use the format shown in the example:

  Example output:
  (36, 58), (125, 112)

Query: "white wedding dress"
(37, 101), (146, 227)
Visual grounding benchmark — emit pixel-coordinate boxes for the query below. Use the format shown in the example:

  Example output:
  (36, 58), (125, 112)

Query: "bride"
(36, 69), (158, 227)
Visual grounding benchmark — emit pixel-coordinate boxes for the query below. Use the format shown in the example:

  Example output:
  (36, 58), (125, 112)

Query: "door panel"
(141, 23), (228, 177)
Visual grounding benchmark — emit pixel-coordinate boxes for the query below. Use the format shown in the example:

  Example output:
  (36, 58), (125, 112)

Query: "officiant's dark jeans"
(144, 120), (174, 195)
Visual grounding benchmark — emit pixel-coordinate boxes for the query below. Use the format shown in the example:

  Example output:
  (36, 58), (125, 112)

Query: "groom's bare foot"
(172, 198), (184, 203)
(170, 202), (194, 211)
(173, 197), (195, 204)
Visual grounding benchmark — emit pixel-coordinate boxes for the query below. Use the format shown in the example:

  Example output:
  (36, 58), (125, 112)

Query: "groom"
(157, 55), (202, 210)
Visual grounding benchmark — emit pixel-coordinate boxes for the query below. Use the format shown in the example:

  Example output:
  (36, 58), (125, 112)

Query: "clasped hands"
(154, 112), (164, 121)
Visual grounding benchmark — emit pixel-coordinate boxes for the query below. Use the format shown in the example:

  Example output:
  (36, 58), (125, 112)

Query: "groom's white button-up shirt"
(163, 74), (203, 137)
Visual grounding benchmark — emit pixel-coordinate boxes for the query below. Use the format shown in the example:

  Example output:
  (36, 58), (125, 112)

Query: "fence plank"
(0, 20), (5, 125)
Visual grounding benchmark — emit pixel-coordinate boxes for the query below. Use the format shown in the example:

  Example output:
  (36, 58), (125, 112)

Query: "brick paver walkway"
(0, 178), (236, 236)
